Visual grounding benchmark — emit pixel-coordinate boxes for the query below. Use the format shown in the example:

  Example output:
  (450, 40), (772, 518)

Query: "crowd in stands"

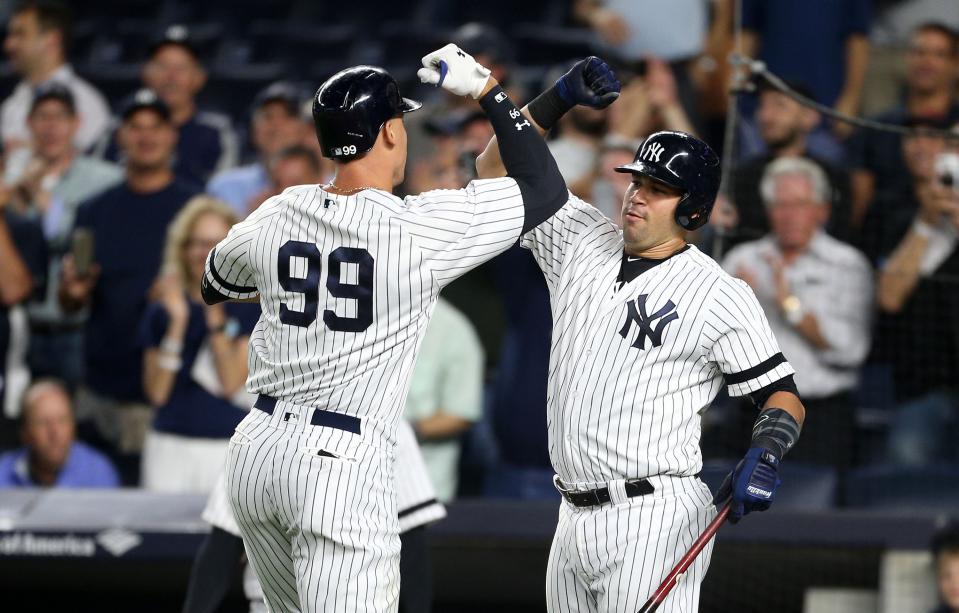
(0, 1), (958, 528)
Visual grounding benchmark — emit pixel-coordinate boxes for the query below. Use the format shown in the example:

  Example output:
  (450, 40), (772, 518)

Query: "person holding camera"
(3, 84), (122, 391)
(58, 90), (198, 473)
(877, 122), (959, 466)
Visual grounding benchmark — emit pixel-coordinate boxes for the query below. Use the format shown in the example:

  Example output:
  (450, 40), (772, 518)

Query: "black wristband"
(527, 85), (573, 131)
(751, 408), (802, 460)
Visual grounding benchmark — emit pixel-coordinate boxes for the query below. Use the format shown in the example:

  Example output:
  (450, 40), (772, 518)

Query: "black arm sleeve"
(478, 85), (568, 233)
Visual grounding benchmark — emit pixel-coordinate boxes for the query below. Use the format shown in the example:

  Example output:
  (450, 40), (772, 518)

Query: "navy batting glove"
(714, 447), (781, 524)
(555, 56), (621, 110)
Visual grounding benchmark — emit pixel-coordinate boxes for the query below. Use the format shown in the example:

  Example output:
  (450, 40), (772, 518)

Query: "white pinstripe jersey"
(203, 179), (524, 445)
(523, 195), (795, 484)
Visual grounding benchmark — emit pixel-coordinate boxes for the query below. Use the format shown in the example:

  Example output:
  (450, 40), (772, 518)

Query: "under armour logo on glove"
(457, 50), (465, 58)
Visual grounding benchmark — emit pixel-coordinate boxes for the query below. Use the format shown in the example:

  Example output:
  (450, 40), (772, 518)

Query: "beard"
(763, 125), (803, 153)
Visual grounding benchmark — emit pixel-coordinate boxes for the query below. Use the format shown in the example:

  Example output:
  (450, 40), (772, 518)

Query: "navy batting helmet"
(614, 131), (721, 231)
(312, 66), (421, 161)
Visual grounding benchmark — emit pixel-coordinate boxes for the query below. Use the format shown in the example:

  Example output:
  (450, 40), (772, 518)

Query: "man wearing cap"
(59, 89), (199, 467)
(2, 84), (122, 390)
(207, 82), (305, 217)
(95, 24), (238, 189)
(1, 0), (109, 152)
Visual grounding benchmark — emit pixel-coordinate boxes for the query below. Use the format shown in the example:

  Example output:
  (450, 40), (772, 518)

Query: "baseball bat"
(636, 503), (731, 613)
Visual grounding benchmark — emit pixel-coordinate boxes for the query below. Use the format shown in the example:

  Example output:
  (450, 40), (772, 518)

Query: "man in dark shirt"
(487, 245), (553, 493)
(60, 89), (199, 461)
(0, 200), (47, 448)
(95, 25), (236, 188)
(849, 23), (959, 228)
(876, 123), (959, 466)
(731, 79), (854, 248)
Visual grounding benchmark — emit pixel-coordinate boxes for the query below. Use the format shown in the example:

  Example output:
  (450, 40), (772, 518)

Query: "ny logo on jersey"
(618, 294), (679, 350)
(642, 142), (665, 163)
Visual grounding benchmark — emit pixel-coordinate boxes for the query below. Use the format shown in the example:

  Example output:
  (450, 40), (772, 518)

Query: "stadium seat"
(78, 63), (143, 108)
(700, 459), (839, 511)
(879, 550), (939, 613)
(204, 63), (288, 123)
(247, 21), (359, 75)
(803, 588), (878, 613)
(72, 0), (168, 22)
(845, 464), (959, 511)
(854, 363), (899, 465)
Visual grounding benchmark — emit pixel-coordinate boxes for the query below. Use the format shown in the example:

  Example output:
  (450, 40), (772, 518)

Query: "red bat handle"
(637, 503), (731, 613)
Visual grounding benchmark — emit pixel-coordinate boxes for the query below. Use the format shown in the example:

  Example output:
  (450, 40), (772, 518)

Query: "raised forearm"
(144, 349), (179, 407)
(877, 227), (928, 313)
(0, 216), (33, 305)
(144, 318), (188, 406)
(208, 333), (249, 396)
(478, 85), (568, 232)
(475, 106), (548, 179)
(841, 35), (870, 105)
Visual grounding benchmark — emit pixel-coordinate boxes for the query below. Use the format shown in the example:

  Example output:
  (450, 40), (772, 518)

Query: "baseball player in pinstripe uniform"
(477, 67), (807, 612)
(183, 419), (445, 613)
(200, 44), (606, 611)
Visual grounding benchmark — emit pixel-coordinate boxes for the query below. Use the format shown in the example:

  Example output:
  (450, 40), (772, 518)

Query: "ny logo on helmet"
(642, 142), (665, 163)
(618, 294), (678, 350)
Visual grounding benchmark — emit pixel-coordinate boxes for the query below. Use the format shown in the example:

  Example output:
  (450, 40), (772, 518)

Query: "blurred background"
(0, 0), (958, 611)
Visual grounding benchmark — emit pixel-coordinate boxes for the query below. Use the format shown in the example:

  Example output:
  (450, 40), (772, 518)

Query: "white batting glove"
(417, 43), (492, 99)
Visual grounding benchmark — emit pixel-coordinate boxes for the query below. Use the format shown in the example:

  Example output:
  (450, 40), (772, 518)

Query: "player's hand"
(555, 56), (621, 110)
(714, 447), (781, 524)
(418, 43), (491, 99)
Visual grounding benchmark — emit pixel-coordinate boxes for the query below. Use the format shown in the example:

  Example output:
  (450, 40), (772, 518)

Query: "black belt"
(556, 478), (655, 507)
(254, 395), (361, 434)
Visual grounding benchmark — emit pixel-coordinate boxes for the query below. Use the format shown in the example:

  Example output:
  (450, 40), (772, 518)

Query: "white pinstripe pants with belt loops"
(547, 475), (717, 613)
(226, 400), (399, 612)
